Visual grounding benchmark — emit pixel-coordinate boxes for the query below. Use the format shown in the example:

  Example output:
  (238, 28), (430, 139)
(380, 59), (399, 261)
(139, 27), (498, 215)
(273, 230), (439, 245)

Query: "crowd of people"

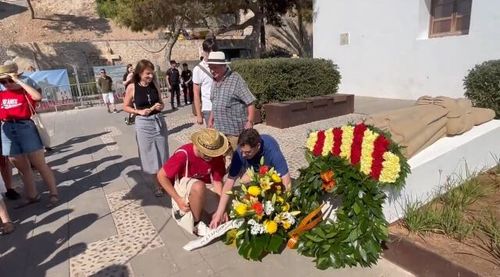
(0, 38), (291, 238)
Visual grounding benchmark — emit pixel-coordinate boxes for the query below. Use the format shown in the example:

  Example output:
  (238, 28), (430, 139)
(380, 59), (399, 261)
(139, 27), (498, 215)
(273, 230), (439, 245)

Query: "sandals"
(46, 194), (59, 208)
(14, 193), (41, 209)
(1, 222), (15, 235)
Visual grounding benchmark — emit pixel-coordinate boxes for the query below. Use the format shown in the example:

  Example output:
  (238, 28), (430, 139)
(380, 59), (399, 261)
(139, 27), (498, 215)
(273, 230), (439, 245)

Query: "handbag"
(25, 94), (51, 147)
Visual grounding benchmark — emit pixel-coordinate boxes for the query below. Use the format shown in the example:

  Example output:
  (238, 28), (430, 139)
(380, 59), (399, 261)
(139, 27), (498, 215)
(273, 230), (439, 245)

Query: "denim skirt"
(1, 120), (43, 156)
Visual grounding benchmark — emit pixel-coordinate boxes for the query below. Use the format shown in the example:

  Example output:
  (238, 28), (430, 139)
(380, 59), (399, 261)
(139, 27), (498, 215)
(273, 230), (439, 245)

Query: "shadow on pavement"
(0, 212), (97, 277)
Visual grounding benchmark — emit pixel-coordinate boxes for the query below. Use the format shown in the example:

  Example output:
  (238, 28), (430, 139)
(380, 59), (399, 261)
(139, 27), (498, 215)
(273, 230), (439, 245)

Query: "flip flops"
(14, 194), (41, 209)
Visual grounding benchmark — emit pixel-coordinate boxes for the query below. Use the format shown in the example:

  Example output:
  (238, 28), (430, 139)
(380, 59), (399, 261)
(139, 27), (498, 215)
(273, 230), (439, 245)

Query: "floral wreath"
(291, 123), (410, 269)
(223, 123), (409, 269)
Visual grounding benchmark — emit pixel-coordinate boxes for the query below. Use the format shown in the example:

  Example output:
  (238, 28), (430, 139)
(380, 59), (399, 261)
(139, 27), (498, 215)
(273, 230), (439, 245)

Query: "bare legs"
(189, 181), (206, 222)
(9, 149), (58, 203)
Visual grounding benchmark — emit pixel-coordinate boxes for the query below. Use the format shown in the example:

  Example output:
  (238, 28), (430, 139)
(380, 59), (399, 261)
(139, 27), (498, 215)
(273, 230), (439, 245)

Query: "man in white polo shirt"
(193, 38), (218, 126)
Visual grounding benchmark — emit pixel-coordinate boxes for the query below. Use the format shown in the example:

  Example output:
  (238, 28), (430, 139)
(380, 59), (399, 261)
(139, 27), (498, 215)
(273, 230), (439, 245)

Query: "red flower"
(252, 202), (264, 215)
(259, 165), (269, 175)
(332, 128), (343, 156)
(313, 131), (326, 156)
(350, 124), (367, 165)
(371, 135), (390, 180)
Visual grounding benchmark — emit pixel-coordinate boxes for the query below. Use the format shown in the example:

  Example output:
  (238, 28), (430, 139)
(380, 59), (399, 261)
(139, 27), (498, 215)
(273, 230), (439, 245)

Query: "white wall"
(314, 0), (500, 99)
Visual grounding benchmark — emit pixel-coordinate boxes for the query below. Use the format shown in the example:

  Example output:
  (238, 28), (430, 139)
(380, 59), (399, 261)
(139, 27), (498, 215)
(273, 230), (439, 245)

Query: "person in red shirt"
(0, 62), (58, 208)
(157, 128), (229, 235)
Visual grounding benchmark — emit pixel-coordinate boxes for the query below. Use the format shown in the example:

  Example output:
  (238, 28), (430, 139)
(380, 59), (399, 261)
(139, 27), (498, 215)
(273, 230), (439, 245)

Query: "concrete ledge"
(383, 120), (500, 223)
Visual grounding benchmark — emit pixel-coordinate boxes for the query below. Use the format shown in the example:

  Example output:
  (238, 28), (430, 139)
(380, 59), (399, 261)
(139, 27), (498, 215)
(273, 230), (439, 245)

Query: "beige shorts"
(172, 177), (219, 233)
(102, 92), (115, 104)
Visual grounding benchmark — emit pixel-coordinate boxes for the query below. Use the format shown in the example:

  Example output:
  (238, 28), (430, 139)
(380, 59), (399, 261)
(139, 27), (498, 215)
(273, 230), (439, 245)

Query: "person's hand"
(139, 108), (151, 116)
(196, 115), (204, 125)
(153, 103), (163, 111)
(244, 120), (253, 129)
(176, 199), (190, 213)
(208, 117), (214, 128)
(210, 211), (228, 229)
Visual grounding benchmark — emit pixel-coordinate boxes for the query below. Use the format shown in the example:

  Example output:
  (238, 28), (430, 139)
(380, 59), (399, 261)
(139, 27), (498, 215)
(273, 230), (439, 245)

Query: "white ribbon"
(183, 219), (244, 251)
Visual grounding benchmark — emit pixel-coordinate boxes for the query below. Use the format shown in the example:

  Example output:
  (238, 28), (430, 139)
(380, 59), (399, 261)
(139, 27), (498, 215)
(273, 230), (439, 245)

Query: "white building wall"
(314, 0), (500, 99)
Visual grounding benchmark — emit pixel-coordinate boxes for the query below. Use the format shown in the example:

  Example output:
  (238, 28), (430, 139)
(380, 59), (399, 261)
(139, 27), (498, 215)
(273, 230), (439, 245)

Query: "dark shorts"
(1, 120), (43, 156)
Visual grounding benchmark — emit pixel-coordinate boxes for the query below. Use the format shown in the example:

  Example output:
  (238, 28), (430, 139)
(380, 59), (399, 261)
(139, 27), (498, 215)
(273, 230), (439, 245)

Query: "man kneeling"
(157, 128), (229, 236)
(210, 128), (291, 228)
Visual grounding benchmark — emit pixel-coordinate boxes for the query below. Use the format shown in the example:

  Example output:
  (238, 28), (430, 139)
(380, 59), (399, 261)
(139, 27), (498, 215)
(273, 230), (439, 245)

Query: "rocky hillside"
(0, 0), (157, 45)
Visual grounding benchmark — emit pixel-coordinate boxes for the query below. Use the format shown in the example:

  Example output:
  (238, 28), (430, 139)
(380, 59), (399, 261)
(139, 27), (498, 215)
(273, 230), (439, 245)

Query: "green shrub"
(464, 60), (500, 118)
(231, 58), (341, 109)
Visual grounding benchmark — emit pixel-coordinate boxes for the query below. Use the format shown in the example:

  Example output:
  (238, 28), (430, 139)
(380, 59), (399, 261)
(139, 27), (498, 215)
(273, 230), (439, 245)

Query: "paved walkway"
(0, 97), (415, 277)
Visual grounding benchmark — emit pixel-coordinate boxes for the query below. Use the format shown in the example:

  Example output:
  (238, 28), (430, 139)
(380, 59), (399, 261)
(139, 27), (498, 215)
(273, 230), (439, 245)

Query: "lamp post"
(68, 64), (84, 108)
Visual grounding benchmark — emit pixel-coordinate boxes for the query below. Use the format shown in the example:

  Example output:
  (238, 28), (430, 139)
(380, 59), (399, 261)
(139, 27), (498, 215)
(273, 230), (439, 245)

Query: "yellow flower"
(276, 196), (285, 203)
(281, 202), (290, 212)
(360, 130), (378, 175)
(248, 186), (261, 197)
(282, 221), (292, 230)
(340, 126), (354, 161)
(322, 128), (334, 156)
(379, 152), (401, 183)
(260, 176), (272, 191)
(234, 202), (248, 216)
(271, 173), (282, 183)
(263, 220), (278, 234)
(306, 131), (318, 152)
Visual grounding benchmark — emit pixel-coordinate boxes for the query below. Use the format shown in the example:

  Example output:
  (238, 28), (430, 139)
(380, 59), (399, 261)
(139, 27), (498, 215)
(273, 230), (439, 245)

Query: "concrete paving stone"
(171, 260), (215, 277)
(130, 246), (181, 276)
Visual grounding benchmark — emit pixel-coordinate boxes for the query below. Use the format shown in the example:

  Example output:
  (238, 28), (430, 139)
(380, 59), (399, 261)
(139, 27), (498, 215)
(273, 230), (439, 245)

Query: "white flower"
(264, 201), (275, 216)
(284, 212), (296, 225)
(247, 219), (264, 235)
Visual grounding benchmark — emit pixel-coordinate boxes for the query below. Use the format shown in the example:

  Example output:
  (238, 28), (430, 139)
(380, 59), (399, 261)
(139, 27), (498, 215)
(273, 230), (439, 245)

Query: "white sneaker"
(194, 221), (210, 237)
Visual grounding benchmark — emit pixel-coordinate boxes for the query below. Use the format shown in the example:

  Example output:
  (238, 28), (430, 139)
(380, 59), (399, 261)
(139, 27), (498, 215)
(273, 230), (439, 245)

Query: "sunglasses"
(0, 79), (15, 85)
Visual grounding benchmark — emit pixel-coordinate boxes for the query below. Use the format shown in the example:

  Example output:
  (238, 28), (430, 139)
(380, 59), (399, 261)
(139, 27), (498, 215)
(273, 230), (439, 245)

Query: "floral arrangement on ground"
(223, 123), (410, 269)
(224, 161), (301, 261)
(291, 123), (410, 269)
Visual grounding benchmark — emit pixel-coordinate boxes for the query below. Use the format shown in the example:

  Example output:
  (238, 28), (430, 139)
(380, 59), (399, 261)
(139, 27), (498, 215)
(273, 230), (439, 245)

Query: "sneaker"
(113, 109), (118, 113)
(194, 221), (210, 237)
(5, 189), (20, 200)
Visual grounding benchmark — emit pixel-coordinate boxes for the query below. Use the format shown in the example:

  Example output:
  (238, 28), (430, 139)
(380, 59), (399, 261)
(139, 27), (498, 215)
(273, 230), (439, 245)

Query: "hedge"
(464, 60), (500, 118)
(231, 58), (341, 109)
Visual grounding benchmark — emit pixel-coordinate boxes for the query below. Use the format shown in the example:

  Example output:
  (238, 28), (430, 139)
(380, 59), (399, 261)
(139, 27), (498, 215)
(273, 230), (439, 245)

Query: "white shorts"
(102, 92), (115, 104)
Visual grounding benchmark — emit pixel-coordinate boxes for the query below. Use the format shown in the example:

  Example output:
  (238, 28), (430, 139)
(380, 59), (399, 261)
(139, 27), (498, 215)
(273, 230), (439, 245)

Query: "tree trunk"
(259, 4), (266, 52)
(164, 20), (183, 65)
(252, 13), (264, 58)
(26, 0), (35, 19)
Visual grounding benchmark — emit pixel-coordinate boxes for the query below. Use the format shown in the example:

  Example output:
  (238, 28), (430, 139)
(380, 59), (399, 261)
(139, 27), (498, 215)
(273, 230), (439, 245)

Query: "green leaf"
(268, 235), (284, 253)
(353, 202), (361, 215)
(304, 233), (323, 243)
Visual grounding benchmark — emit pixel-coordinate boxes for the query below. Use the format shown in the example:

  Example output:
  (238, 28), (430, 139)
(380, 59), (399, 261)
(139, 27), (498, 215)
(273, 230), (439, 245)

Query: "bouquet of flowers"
(226, 159), (300, 261)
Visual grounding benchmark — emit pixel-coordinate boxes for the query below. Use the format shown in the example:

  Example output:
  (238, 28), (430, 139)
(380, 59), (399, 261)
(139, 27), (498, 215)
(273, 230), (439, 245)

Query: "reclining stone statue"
(364, 96), (496, 158)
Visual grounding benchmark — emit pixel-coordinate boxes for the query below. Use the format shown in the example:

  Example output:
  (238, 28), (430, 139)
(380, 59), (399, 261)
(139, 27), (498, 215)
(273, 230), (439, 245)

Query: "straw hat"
(0, 62), (22, 79)
(191, 128), (229, 157)
(206, 51), (231, 65)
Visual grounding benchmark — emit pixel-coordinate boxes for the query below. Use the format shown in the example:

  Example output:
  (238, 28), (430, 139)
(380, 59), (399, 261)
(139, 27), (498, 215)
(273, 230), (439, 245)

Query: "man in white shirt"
(193, 38), (218, 126)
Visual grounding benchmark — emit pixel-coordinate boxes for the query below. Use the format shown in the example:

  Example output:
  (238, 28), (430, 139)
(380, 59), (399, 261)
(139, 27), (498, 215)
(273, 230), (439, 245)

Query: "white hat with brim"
(191, 128), (230, 157)
(206, 51), (231, 65)
(0, 63), (23, 79)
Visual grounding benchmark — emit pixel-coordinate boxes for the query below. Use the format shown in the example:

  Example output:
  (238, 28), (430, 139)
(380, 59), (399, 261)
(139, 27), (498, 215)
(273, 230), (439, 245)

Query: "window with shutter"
(429, 0), (472, 38)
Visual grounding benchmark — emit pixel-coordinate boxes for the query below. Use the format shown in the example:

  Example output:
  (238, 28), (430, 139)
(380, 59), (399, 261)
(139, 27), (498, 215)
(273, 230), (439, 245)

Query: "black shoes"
(5, 188), (21, 200)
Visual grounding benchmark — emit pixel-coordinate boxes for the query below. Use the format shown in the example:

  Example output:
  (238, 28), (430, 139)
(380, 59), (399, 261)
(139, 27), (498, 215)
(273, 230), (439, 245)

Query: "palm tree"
(271, 18), (312, 58)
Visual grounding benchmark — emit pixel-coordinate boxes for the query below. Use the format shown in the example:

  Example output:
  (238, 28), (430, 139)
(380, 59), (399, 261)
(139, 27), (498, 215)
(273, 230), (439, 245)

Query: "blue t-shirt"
(229, 134), (289, 178)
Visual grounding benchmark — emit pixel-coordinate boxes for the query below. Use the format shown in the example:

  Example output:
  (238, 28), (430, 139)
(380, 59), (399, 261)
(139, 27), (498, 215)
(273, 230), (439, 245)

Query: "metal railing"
(37, 72), (170, 113)
(38, 82), (127, 112)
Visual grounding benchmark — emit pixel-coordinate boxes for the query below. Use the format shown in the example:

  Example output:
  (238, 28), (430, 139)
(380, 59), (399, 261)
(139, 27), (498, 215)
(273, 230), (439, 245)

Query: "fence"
(37, 71), (171, 113)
